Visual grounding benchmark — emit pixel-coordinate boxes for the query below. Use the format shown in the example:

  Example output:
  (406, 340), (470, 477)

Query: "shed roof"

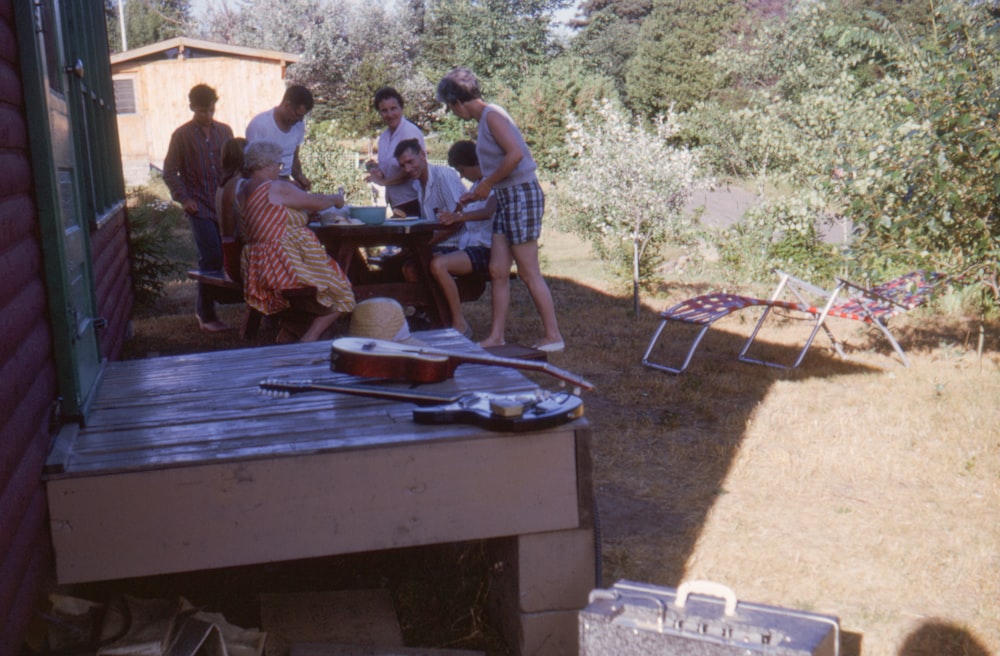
(110, 37), (301, 66)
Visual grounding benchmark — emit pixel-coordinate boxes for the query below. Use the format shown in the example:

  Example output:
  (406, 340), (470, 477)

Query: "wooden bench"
(457, 270), (518, 303)
(186, 271), (316, 341)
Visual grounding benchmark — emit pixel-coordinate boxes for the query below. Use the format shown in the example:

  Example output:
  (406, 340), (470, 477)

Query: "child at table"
(431, 140), (496, 338)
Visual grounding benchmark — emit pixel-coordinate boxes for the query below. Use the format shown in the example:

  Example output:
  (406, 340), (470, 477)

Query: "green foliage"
(564, 99), (705, 305)
(127, 186), (184, 308)
(420, 0), (570, 92)
(714, 195), (843, 287)
(496, 55), (619, 173)
(105, 0), (190, 52)
(299, 120), (371, 203)
(569, 3), (651, 96)
(624, 0), (743, 115)
(834, 1), (1000, 301)
(200, 0), (428, 129)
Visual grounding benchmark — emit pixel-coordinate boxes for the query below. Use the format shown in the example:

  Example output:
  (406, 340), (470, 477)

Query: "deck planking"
(50, 330), (551, 476)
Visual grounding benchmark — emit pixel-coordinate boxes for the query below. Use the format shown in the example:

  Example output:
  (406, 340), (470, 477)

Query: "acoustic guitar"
(258, 378), (585, 432)
(329, 337), (593, 390)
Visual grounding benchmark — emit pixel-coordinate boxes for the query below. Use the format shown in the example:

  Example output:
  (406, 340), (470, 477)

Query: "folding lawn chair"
(738, 269), (945, 369)
(641, 270), (944, 374)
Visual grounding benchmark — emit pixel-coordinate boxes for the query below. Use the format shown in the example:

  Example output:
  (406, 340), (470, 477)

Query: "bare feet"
(478, 337), (505, 348)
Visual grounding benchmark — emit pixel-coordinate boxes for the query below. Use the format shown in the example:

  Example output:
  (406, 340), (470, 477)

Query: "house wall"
(114, 56), (289, 185)
(92, 208), (133, 361)
(0, 1), (135, 651)
(0, 1), (58, 653)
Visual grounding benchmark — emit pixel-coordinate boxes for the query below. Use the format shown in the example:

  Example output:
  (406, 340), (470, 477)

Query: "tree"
(419, 0), (570, 92)
(496, 55), (618, 173)
(200, 0), (428, 130)
(624, 0), (743, 115)
(839, 1), (1000, 298)
(565, 100), (704, 313)
(567, 0), (652, 96)
(105, 0), (190, 52)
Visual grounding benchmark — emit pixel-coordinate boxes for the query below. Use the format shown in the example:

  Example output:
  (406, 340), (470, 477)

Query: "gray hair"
(436, 67), (481, 105)
(243, 141), (283, 172)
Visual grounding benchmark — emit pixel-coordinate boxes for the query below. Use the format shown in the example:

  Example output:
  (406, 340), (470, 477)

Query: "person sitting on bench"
(216, 136), (247, 283)
(238, 140), (356, 342)
(395, 138), (494, 338)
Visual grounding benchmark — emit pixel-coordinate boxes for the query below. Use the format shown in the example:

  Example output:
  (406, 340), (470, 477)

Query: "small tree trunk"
(633, 233), (640, 317)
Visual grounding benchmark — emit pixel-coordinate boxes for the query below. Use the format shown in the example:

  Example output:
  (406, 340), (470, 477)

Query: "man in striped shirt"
(164, 84), (234, 332)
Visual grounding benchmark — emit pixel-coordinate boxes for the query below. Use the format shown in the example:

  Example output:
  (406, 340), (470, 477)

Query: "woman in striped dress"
(239, 141), (355, 342)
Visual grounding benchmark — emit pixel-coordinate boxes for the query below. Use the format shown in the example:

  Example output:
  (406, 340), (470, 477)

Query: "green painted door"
(19, 0), (104, 419)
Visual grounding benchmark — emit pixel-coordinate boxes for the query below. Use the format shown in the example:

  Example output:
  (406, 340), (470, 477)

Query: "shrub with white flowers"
(564, 99), (707, 313)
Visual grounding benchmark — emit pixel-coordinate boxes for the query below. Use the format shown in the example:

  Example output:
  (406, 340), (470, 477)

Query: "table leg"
(409, 237), (452, 328)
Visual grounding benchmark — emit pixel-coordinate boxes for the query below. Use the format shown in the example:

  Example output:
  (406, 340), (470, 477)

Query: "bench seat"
(186, 270), (316, 340)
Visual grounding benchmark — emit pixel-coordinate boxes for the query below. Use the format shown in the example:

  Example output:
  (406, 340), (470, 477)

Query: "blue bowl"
(348, 206), (387, 225)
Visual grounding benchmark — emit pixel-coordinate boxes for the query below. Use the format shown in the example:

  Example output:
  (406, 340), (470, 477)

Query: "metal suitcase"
(579, 580), (840, 656)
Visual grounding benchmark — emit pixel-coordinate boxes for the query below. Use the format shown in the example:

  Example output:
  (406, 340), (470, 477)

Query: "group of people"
(163, 67), (563, 351)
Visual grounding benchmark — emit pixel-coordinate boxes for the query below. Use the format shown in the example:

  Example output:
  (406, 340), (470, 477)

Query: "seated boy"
(430, 141), (496, 338)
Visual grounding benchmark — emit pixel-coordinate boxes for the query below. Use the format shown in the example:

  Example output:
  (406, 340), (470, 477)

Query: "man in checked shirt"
(164, 84), (235, 332)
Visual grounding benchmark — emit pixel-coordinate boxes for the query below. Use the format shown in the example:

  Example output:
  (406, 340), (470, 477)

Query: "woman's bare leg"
(479, 233), (513, 347)
(511, 241), (563, 347)
(301, 311), (342, 342)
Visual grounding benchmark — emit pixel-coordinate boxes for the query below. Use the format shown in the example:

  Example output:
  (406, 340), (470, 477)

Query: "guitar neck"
(437, 350), (593, 390)
(272, 380), (463, 404)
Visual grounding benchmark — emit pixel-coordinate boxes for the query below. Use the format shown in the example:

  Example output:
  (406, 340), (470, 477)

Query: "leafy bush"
(564, 99), (706, 311)
(838, 1), (1000, 304)
(300, 120), (372, 202)
(714, 195), (843, 287)
(127, 186), (184, 308)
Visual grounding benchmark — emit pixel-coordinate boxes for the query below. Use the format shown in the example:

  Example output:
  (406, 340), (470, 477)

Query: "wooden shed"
(110, 37), (300, 185)
(1, 2), (132, 652)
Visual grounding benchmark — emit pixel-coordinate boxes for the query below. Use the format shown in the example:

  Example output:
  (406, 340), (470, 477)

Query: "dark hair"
(373, 86), (404, 112)
(220, 136), (247, 184)
(393, 138), (422, 160)
(282, 85), (314, 112)
(447, 140), (478, 168)
(435, 67), (481, 105)
(189, 83), (218, 107)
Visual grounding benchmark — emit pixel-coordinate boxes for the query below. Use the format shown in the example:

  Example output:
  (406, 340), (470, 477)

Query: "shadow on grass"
(102, 273), (983, 653)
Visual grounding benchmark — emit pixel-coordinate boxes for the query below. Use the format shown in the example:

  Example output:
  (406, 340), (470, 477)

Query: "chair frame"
(740, 270), (944, 369)
(642, 270), (943, 374)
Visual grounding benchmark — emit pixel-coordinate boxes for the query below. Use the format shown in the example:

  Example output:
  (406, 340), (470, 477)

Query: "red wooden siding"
(0, 0), (132, 651)
(92, 208), (134, 360)
(0, 1), (58, 652)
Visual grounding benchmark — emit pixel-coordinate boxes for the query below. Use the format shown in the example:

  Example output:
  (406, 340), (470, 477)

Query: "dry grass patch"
(122, 225), (1000, 656)
(539, 230), (1000, 656)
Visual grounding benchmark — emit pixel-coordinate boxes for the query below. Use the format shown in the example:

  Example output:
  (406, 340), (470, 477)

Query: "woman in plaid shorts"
(435, 67), (565, 352)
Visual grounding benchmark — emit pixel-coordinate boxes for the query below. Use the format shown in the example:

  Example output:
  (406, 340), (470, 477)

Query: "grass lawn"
(109, 216), (1000, 656)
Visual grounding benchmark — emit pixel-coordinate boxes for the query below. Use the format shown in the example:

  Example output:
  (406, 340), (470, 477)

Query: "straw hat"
(348, 298), (426, 345)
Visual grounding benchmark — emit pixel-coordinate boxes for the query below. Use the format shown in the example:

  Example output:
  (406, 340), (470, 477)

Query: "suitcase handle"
(675, 580), (738, 616)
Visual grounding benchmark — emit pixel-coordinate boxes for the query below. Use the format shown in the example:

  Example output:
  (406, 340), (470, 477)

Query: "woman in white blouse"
(365, 87), (425, 217)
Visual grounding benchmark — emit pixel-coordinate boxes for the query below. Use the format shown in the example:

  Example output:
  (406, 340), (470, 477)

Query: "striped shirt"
(163, 119), (234, 220)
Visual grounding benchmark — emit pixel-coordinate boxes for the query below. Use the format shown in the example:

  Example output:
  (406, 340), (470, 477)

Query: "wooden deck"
(43, 330), (595, 654)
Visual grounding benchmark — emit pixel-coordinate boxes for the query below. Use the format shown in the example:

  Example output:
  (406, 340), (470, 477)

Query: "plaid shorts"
(432, 245), (491, 275)
(494, 180), (544, 245)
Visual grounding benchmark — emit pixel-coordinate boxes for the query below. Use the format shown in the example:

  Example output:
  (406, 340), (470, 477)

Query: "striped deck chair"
(738, 269), (945, 369)
(642, 270), (943, 374)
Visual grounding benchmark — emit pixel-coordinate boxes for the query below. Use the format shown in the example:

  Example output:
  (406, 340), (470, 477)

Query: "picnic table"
(312, 218), (486, 329)
(43, 330), (595, 654)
